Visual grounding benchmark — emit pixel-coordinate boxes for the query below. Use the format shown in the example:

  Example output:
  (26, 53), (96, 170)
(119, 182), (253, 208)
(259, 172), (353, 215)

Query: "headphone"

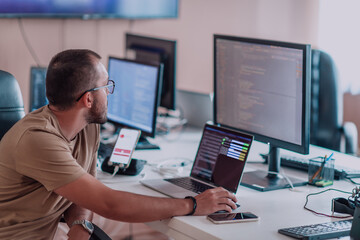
(332, 187), (360, 216)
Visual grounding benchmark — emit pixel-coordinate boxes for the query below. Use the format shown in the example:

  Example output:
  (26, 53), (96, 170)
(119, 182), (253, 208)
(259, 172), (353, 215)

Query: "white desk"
(98, 126), (358, 240)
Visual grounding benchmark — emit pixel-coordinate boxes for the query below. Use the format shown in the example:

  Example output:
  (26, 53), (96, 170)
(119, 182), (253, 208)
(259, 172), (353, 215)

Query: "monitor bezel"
(125, 33), (177, 110)
(213, 34), (311, 155)
(107, 56), (163, 138)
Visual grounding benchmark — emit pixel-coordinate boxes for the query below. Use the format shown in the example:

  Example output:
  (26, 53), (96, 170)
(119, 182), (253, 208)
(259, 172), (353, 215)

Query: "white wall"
(0, 0), (319, 113)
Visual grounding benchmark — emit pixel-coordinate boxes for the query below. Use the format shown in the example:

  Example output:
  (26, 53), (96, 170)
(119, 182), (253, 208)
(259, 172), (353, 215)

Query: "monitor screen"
(29, 66), (48, 112)
(214, 35), (311, 191)
(125, 33), (176, 110)
(0, 0), (178, 19)
(107, 57), (163, 138)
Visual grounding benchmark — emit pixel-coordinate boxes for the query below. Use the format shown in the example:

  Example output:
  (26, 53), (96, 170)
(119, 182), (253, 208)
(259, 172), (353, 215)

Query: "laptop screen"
(190, 124), (253, 192)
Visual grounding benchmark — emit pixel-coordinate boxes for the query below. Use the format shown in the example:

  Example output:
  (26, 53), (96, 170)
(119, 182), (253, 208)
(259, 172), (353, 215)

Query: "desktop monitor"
(29, 66), (48, 112)
(107, 57), (163, 148)
(214, 34), (311, 191)
(125, 33), (176, 110)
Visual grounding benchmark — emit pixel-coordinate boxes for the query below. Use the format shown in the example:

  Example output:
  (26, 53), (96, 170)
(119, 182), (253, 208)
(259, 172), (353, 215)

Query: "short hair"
(46, 49), (101, 110)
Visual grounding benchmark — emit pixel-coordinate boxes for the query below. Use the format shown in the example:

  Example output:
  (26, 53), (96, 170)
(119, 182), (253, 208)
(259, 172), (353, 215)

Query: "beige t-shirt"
(0, 106), (99, 240)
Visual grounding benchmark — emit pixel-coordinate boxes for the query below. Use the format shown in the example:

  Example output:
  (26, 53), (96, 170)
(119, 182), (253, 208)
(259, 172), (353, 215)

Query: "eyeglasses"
(76, 79), (115, 102)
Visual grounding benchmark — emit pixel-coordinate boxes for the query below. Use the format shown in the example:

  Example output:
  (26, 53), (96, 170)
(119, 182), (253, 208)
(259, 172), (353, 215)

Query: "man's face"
(86, 61), (109, 124)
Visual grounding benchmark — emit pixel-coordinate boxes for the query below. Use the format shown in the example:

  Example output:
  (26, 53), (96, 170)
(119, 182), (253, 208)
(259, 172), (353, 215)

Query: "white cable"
(152, 158), (192, 177)
(112, 165), (120, 177)
(267, 170), (297, 191)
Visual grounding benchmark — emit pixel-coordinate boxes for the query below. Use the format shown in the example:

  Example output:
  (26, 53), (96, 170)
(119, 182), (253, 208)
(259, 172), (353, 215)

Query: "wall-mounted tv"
(0, 0), (178, 19)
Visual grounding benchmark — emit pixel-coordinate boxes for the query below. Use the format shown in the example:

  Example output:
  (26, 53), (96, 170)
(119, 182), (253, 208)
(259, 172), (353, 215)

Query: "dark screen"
(126, 33), (176, 110)
(190, 124), (253, 193)
(208, 212), (258, 221)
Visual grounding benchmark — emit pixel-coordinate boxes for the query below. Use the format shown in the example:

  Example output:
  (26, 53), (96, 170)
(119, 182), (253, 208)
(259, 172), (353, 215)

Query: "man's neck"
(49, 105), (87, 141)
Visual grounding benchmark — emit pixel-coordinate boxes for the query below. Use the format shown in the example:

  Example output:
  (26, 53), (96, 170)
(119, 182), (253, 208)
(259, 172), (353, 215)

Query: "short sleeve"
(14, 129), (86, 191)
(89, 124), (100, 177)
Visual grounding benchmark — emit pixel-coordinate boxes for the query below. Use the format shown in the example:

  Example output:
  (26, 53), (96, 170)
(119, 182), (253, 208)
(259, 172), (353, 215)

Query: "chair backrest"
(310, 49), (343, 151)
(0, 70), (25, 140)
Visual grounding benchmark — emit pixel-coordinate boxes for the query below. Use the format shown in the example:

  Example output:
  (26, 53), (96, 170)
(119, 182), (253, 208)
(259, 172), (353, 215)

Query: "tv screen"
(0, 0), (178, 19)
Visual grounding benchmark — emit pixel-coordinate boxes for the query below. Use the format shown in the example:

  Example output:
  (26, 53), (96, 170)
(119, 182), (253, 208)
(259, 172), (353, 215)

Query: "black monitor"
(125, 33), (176, 110)
(29, 66), (48, 112)
(214, 35), (311, 191)
(107, 57), (163, 149)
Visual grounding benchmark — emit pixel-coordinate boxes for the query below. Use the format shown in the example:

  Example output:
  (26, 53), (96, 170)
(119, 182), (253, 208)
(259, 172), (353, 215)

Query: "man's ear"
(82, 92), (93, 109)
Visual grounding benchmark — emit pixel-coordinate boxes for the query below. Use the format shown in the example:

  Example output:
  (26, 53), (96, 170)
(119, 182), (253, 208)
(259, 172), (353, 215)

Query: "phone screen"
(109, 128), (140, 166)
(207, 212), (258, 223)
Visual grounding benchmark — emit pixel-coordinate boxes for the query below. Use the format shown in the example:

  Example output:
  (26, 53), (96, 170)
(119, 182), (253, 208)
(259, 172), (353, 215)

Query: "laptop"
(140, 124), (254, 198)
(176, 89), (213, 128)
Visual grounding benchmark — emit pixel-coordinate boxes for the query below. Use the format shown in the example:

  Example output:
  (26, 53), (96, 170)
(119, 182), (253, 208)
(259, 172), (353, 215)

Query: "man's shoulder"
(3, 108), (64, 146)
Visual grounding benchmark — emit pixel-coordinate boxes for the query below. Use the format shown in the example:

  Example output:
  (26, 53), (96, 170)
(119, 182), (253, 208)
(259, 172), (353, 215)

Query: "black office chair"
(310, 49), (358, 155)
(0, 70), (25, 140)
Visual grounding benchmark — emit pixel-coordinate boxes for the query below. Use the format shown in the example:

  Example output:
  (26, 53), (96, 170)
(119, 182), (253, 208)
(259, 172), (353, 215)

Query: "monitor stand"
(135, 136), (160, 150)
(240, 145), (307, 191)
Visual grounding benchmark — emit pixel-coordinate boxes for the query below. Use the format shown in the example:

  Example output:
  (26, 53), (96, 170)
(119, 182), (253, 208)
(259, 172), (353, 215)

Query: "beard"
(86, 98), (107, 124)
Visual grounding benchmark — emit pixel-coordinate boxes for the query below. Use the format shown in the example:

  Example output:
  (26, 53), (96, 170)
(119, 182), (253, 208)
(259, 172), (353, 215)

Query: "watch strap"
(71, 219), (94, 234)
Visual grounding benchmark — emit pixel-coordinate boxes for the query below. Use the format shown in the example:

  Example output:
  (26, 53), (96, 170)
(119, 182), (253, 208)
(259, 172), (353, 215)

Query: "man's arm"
(55, 173), (237, 222)
(64, 203), (93, 239)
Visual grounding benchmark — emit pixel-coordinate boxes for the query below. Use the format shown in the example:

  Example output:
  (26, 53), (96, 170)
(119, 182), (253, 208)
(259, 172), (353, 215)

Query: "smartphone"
(109, 128), (141, 168)
(207, 212), (259, 224)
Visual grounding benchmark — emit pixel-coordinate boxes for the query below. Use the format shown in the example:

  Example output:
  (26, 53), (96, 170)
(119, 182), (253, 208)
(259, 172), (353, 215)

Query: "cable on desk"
(150, 157), (193, 177)
(346, 177), (360, 185)
(303, 188), (353, 218)
(111, 165), (121, 177)
(267, 170), (296, 190)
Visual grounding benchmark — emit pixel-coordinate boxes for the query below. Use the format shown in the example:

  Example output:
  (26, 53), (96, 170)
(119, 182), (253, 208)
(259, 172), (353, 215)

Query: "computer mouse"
(214, 202), (240, 213)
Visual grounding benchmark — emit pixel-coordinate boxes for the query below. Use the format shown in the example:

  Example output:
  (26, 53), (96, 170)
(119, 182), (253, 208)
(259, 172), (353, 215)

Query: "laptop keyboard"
(165, 177), (214, 193)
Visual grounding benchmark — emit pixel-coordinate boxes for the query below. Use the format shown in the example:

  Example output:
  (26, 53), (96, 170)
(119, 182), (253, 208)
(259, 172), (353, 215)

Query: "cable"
(18, 18), (41, 66)
(267, 170), (296, 191)
(303, 188), (353, 218)
(151, 157), (193, 177)
(346, 176), (360, 185)
(111, 165), (121, 177)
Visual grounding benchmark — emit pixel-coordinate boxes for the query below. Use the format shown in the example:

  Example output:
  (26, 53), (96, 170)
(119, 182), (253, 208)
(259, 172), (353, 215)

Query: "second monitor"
(107, 57), (163, 150)
(125, 33), (176, 110)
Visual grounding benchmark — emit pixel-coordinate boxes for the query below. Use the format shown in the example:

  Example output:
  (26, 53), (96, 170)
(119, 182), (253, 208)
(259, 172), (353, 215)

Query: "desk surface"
(98, 126), (358, 240)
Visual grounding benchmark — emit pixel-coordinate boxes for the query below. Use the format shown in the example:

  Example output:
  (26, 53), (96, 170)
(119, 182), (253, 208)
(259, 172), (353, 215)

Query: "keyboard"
(278, 219), (352, 240)
(165, 177), (214, 193)
(266, 154), (360, 180)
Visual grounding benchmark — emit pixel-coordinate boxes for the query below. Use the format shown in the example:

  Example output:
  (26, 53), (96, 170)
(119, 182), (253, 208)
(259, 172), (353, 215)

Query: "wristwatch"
(71, 219), (94, 235)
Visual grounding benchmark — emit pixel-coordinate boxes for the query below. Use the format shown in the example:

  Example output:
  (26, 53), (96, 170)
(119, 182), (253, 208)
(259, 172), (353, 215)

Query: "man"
(0, 49), (237, 240)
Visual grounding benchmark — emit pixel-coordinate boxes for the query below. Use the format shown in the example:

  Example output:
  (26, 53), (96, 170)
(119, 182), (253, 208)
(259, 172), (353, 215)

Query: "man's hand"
(193, 187), (238, 215)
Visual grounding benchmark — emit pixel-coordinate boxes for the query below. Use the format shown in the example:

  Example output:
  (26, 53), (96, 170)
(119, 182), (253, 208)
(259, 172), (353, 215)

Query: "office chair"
(0, 70), (25, 140)
(310, 49), (358, 155)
